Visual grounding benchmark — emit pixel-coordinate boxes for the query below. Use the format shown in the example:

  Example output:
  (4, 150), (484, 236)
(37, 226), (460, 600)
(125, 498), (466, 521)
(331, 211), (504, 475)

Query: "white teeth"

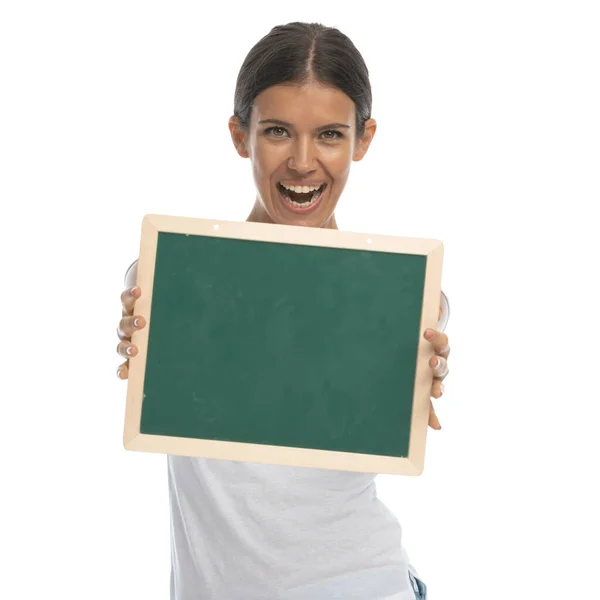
(281, 183), (323, 193)
(288, 197), (317, 207)
(279, 182), (324, 208)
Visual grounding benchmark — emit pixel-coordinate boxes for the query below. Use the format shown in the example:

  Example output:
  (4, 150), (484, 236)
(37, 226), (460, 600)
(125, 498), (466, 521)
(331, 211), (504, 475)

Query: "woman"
(116, 22), (450, 600)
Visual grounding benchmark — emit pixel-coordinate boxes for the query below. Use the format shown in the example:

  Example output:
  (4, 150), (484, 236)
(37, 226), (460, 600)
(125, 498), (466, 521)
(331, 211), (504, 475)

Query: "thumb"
(428, 401), (441, 430)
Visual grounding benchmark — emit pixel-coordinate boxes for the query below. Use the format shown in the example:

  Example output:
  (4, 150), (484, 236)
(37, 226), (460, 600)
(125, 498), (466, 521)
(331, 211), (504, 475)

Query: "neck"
(246, 198), (338, 230)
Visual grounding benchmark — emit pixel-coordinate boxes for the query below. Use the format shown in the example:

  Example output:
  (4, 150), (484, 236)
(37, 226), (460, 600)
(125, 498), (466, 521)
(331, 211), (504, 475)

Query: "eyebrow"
(258, 119), (351, 131)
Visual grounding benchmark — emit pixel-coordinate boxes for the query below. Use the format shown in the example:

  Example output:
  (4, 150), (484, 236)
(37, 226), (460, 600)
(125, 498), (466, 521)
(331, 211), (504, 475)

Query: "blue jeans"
(408, 572), (428, 600)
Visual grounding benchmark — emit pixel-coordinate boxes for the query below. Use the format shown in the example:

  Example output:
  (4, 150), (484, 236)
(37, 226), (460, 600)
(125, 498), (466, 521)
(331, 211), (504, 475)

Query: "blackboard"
(124, 215), (444, 475)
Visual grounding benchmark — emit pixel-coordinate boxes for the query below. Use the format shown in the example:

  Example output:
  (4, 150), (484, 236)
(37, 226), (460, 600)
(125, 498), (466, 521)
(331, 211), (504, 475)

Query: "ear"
(353, 118), (377, 162)
(228, 115), (250, 158)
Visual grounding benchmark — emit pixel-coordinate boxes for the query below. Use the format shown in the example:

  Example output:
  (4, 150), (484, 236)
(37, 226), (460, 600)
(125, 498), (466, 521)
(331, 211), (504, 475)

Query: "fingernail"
(117, 368), (122, 379)
(435, 357), (441, 368)
(126, 346), (133, 356)
(133, 318), (140, 328)
(131, 286), (139, 294)
(440, 383), (445, 394)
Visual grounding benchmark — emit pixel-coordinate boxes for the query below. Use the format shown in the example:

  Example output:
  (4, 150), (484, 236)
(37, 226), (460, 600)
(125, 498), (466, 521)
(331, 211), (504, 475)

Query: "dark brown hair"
(233, 22), (372, 137)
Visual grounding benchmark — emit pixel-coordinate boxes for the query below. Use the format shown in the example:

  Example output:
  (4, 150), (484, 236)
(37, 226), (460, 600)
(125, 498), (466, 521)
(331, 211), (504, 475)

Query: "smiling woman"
(116, 21), (450, 600)
(228, 22), (377, 229)
(230, 83), (375, 226)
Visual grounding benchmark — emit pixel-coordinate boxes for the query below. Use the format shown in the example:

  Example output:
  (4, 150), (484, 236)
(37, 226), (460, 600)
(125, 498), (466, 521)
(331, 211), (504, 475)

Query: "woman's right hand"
(116, 286), (146, 380)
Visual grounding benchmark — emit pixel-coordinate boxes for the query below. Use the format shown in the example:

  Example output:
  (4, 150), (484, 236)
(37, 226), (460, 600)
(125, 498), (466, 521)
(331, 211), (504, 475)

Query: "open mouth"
(277, 182), (327, 212)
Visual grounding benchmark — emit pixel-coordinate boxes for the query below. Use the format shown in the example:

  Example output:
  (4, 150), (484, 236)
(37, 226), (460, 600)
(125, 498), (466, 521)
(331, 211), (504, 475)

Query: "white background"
(1, 1), (598, 598)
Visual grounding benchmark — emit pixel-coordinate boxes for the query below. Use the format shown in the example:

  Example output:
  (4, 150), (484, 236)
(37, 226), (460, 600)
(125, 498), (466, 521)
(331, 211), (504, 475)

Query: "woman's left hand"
(424, 307), (451, 430)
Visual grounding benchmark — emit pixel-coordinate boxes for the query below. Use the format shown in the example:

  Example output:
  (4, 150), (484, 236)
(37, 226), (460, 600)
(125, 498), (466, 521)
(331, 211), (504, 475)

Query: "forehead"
(251, 83), (356, 127)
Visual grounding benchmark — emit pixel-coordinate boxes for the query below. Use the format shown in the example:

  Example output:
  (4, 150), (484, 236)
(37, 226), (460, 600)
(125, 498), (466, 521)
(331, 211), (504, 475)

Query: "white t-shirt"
(125, 261), (448, 599)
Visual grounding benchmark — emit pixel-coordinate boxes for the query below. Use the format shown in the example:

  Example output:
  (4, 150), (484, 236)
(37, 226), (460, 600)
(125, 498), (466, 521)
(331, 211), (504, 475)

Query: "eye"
(265, 126), (288, 138)
(319, 130), (344, 140)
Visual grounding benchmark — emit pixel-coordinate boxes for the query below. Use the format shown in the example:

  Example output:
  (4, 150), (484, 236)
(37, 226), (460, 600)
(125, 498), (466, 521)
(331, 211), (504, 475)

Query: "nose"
(287, 137), (317, 174)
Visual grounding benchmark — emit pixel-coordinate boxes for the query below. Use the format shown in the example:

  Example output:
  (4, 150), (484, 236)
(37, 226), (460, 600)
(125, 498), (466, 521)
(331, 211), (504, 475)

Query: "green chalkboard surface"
(124, 215), (444, 475)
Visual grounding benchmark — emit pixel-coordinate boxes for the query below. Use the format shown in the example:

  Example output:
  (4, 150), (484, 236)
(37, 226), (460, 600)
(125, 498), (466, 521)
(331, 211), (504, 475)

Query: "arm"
(124, 259), (138, 289)
(438, 290), (450, 332)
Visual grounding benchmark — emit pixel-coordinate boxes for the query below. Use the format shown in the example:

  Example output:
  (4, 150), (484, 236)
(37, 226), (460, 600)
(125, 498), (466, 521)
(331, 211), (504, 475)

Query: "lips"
(276, 181), (327, 214)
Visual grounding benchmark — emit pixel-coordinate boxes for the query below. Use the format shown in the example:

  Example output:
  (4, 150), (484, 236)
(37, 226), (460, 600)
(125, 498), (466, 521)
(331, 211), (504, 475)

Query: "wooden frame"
(124, 214), (444, 476)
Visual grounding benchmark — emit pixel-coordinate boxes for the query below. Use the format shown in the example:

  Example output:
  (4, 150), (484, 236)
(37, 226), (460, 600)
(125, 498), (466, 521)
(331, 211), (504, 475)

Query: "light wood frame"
(124, 214), (444, 476)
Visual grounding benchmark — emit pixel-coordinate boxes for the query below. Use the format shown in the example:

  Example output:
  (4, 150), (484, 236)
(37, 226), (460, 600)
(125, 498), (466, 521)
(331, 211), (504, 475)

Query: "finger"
(121, 286), (141, 316)
(117, 361), (129, 380)
(116, 340), (138, 360)
(429, 355), (449, 380)
(428, 401), (441, 430)
(424, 328), (450, 358)
(431, 379), (445, 399)
(117, 315), (146, 340)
